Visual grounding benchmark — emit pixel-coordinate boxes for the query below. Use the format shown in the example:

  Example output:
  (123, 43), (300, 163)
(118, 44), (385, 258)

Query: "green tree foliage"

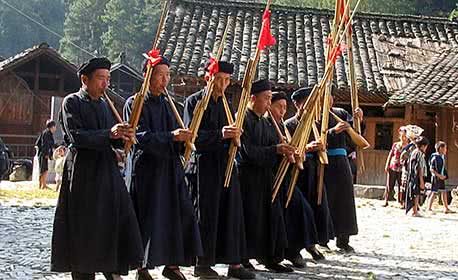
(0, 0), (65, 58)
(101, 0), (161, 68)
(59, 0), (109, 65)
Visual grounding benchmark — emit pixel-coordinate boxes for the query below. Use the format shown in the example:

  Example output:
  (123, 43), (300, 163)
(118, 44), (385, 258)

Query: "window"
(375, 122), (393, 150)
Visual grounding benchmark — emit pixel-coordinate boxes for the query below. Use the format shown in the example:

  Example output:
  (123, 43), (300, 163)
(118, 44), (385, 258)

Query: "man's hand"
(222, 125), (243, 139)
(276, 143), (296, 157)
(172, 128), (193, 142)
(110, 123), (134, 142)
(333, 121), (350, 134)
(306, 140), (324, 152)
(354, 107), (364, 120)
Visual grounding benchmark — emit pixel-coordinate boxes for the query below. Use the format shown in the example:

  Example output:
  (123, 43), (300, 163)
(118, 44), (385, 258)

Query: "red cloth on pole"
(258, 9), (276, 51)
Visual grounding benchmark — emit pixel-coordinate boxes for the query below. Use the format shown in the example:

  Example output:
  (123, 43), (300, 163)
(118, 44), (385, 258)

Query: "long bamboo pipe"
(223, 0), (273, 188)
(124, 0), (170, 154)
(184, 22), (232, 161)
(163, 88), (196, 153)
(329, 110), (370, 149)
(272, 0), (363, 203)
(268, 110), (296, 164)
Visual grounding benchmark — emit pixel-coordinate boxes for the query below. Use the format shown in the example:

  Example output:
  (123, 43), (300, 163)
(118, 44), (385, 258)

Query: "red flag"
(258, 9), (276, 51)
(339, 0), (346, 19)
(330, 43), (347, 64)
(146, 49), (162, 67)
(340, 0), (352, 35)
(205, 57), (219, 81)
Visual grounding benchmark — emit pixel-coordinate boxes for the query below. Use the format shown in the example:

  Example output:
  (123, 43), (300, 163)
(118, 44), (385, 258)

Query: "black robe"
(324, 107), (358, 237)
(285, 116), (335, 245)
(35, 128), (55, 174)
(270, 118), (318, 256)
(125, 93), (202, 267)
(51, 89), (143, 275)
(183, 89), (246, 265)
(237, 109), (287, 260)
(405, 149), (427, 213)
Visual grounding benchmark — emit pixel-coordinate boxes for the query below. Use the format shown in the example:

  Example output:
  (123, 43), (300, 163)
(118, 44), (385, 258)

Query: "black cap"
(205, 60), (234, 75)
(271, 91), (288, 103)
(46, 119), (56, 128)
(291, 87), (313, 102)
(251, 79), (272, 95)
(142, 55), (171, 74)
(77, 57), (111, 78)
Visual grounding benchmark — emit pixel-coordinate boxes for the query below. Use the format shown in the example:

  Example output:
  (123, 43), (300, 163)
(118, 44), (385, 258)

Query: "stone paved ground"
(1, 197), (457, 280)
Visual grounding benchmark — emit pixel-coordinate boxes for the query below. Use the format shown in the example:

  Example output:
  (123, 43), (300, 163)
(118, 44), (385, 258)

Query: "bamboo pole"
(268, 110), (296, 164)
(124, 0), (170, 154)
(329, 111), (370, 149)
(184, 23), (231, 161)
(272, 0), (363, 203)
(103, 91), (123, 124)
(344, 0), (365, 174)
(163, 88), (195, 154)
(223, 0), (273, 188)
(283, 120), (292, 142)
(315, 0), (343, 205)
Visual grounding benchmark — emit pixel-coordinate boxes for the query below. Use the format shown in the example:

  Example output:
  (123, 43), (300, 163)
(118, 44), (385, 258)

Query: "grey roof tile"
(387, 48), (458, 106)
(160, 0), (458, 103)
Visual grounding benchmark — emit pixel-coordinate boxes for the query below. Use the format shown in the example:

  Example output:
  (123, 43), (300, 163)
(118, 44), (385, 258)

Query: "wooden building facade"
(0, 43), (80, 158)
(387, 48), (458, 185)
(0, 44), (136, 158)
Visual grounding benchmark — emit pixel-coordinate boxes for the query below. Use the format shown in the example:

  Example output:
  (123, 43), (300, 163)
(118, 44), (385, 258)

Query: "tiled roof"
(157, 0), (458, 103)
(0, 42), (77, 74)
(111, 63), (143, 81)
(387, 48), (458, 107)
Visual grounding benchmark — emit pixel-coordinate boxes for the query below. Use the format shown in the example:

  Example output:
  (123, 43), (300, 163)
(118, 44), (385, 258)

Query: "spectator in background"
(0, 137), (11, 183)
(427, 141), (454, 214)
(35, 120), (56, 190)
(53, 145), (66, 192)
(405, 136), (429, 217)
(383, 127), (409, 207)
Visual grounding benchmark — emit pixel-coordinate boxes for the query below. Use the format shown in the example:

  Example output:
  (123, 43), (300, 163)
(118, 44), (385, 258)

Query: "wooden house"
(387, 48), (458, 185)
(0, 43), (80, 158)
(0, 44), (134, 158)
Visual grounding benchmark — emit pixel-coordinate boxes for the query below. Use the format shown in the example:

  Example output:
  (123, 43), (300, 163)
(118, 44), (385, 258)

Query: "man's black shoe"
(306, 246), (325, 260)
(193, 266), (220, 279)
(264, 263), (294, 273)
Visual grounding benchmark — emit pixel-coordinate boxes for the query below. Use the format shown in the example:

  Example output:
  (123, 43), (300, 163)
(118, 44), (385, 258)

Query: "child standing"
(53, 145), (66, 192)
(427, 141), (454, 214)
(405, 136), (429, 217)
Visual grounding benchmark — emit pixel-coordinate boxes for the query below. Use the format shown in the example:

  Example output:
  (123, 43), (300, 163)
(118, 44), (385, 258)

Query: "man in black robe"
(268, 91), (319, 268)
(183, 60), (255, 279)
(285, 88), (334, 259)
(51, 57), (144, 280)
(237, 79), (295, 273)
(322, 92), (364, 252)
(35, 119), (56, 189)
(124, 56), (202, 280)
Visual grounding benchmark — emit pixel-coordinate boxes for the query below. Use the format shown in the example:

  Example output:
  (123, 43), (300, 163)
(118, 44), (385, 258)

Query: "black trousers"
(71, 272), (114, 280)
(336, 235), (350, 247)
(387, 170), (401, 201)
